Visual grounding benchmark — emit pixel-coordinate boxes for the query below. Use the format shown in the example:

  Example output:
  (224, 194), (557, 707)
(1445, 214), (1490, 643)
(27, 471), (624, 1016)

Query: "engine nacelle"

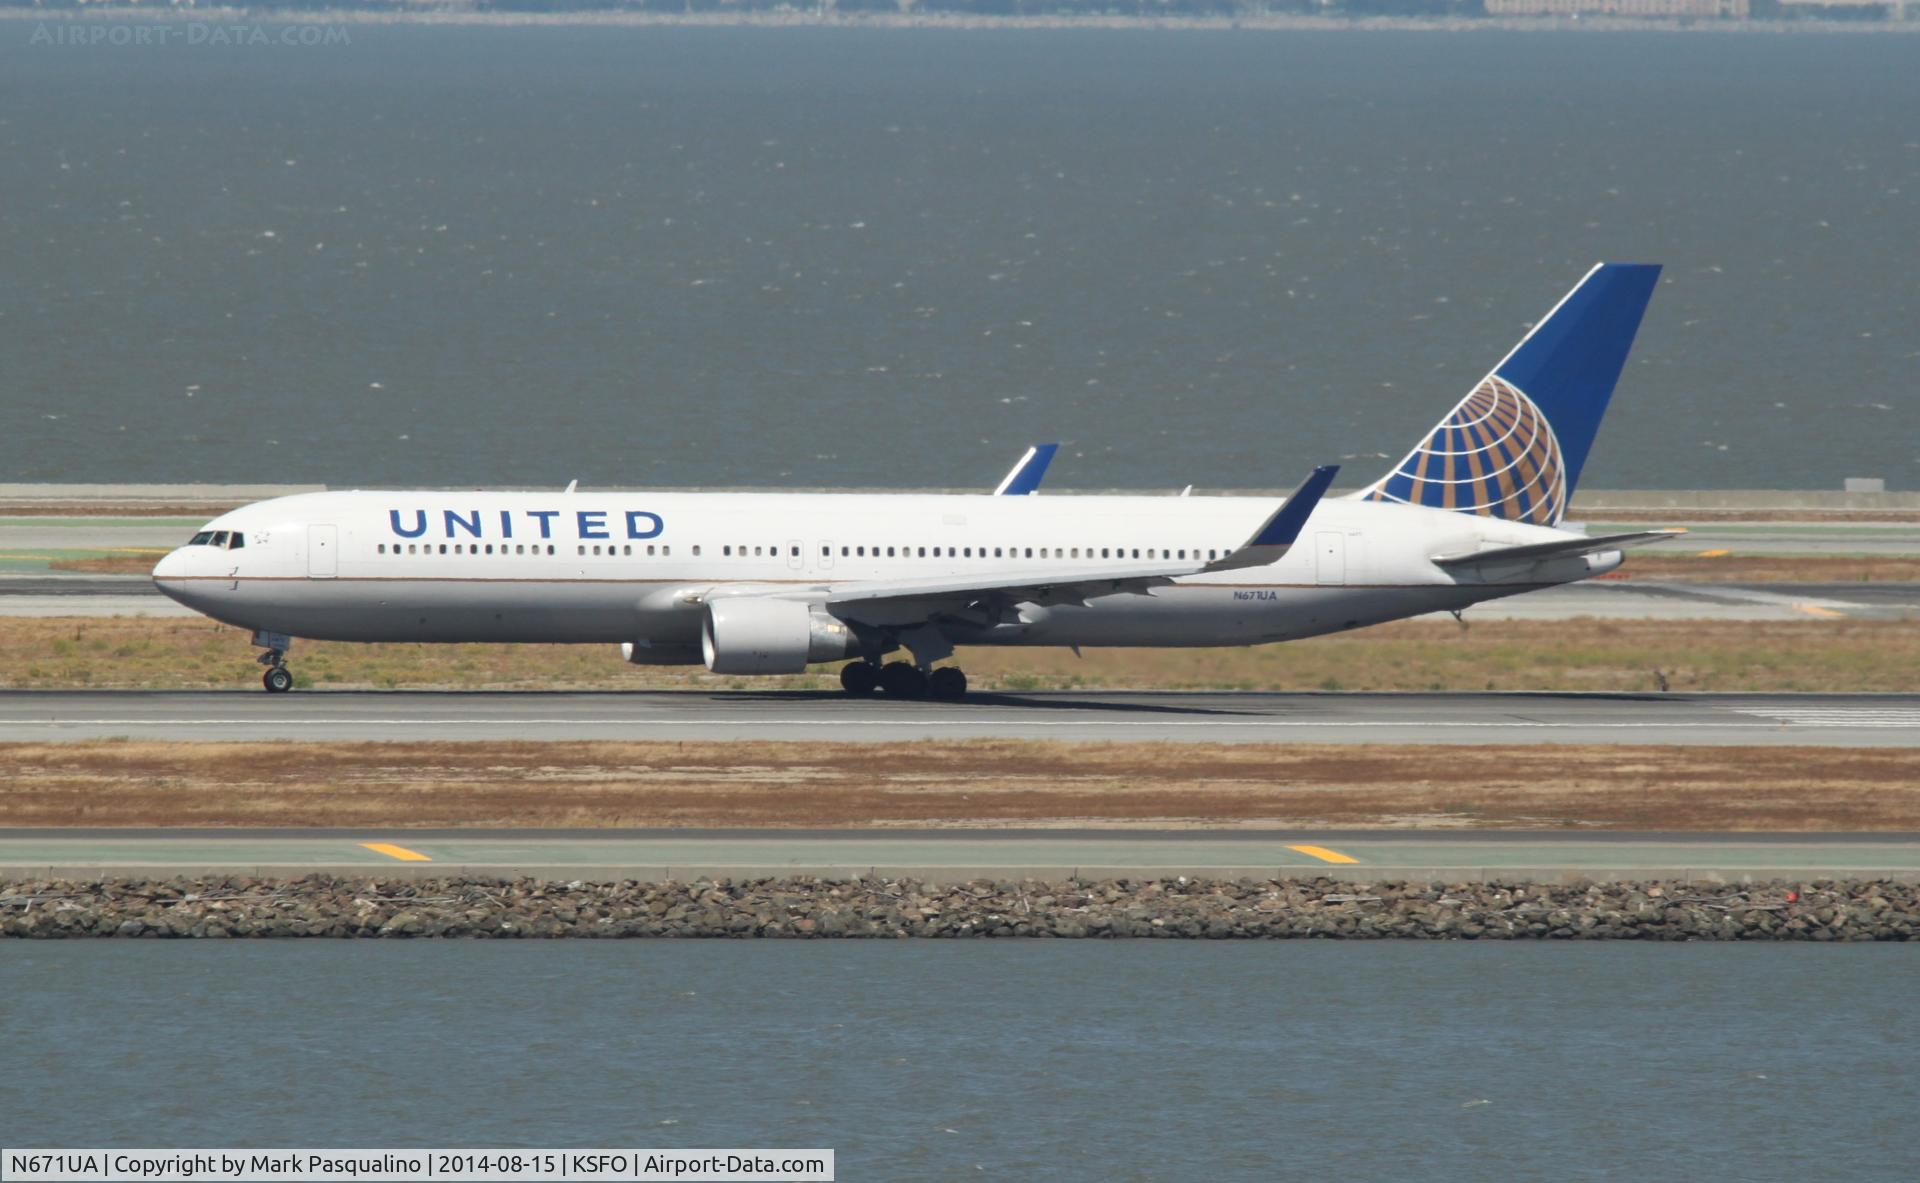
(620, 640), (703, 666)
(701, 599), (855, 674)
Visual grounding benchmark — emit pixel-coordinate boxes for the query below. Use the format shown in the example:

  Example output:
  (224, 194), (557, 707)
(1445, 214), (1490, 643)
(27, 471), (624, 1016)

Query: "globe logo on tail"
(1365, 375), (1567, 526)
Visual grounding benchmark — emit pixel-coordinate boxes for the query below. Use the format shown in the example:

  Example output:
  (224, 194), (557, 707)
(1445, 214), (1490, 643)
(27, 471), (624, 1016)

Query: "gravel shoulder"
(4, 875), (1911, 941)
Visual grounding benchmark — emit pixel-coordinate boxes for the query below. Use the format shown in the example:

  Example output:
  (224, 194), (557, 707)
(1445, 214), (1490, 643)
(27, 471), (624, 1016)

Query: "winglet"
(994, 444), (1060, 496)
(1206, 465), (1339, 572)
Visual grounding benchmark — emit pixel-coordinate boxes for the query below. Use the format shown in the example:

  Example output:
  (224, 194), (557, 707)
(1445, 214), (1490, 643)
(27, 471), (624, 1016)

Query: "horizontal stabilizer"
(1432, 528), (1686, 570)
(1204, 465), (1340, 573)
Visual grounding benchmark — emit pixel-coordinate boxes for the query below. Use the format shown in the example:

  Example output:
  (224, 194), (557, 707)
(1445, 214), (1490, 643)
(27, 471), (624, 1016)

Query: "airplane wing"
(993, 444), (1060, 496)
(1432, 528), (1686, 571)
(805, 465), (1340, 619)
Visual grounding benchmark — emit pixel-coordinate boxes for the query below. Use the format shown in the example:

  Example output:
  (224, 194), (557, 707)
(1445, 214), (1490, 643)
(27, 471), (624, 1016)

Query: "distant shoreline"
(3, 7), (1916, 35)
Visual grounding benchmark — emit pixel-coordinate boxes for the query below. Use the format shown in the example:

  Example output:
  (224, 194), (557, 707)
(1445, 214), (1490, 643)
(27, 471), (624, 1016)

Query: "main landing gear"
(839, 660), (968, 700)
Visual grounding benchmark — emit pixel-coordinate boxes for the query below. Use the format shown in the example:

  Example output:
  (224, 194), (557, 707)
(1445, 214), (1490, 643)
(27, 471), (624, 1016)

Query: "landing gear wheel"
(839, 661), (879, 696)
(878, 661), (929, 699)
(928, 667), (968, 700)
(262, 666), (294, 693)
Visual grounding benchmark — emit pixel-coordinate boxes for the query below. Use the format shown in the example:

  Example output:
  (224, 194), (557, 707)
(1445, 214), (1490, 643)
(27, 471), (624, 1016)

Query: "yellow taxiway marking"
(1288, 844), (1359, 865)
(1697, 549), (1732, 558)
(1793, 603), (1847, 619)
(361, 842), (433, 862)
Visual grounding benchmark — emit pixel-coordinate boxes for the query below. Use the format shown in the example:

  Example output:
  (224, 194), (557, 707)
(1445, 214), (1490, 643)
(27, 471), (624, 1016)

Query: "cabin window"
(857, 546), (866, 557)
(754, 546), (763, 557)
(840, 546), (849, 557)
(690, 545), (700, 557)
(790, 546), (799, 557)
(377, 544), (385, 554)
(1024, 548), (1033, 558)
(1209, 549), (1218, 560)
(887, 547), (896, 558)
(407, 544), (417, 555)
(661, 545), (670, 556)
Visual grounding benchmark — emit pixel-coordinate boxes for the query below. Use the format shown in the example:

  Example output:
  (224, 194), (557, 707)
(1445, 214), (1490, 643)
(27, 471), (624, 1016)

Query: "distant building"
(1484, 0), (1750, 15)
(1774, 0), (1909, 19)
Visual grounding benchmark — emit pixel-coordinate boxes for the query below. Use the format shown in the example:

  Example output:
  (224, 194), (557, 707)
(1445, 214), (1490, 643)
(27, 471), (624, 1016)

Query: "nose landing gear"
(252, 629), (296, 693)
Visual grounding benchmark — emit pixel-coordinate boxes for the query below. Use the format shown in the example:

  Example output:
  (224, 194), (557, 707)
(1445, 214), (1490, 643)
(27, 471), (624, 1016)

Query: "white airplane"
(155, 263), (1680, 698)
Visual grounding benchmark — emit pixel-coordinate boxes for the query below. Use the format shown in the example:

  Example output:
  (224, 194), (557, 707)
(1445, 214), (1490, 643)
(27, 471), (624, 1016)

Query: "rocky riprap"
(2, 875), (1917, 939)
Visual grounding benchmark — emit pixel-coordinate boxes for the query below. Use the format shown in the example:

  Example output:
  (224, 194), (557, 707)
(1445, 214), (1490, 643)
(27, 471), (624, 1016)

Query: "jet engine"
(620, 640), (702, 666)
(701, 599), (856, 674)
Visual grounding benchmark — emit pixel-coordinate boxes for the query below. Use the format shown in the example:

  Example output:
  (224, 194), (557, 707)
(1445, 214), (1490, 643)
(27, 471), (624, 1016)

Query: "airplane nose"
(151, 548), (203, 608)
(152, 547), (189, 582)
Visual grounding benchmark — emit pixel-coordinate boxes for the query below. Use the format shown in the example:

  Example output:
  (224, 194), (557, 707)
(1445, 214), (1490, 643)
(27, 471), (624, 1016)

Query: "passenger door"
(308, 524), (338, 578)
(1315, 531), (1345, 586)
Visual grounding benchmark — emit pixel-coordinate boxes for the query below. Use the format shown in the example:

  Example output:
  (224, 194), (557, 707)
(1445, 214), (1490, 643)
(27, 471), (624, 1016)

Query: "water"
(3, 942), (1916, 1179)
(2, 29), (1917, 492)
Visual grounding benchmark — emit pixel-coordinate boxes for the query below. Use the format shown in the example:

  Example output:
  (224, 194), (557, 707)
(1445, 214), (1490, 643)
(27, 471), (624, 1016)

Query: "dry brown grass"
(1627, 554), (1920, 583)
(1583, 508), (1919, 523)
(48, 552), (167, 575)
(5, 615), (1916, 694)
(5, 740), (1918, 831)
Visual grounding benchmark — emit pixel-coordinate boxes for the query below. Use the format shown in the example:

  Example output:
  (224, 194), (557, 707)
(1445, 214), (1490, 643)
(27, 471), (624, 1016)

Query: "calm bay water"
(2, 29), (1917, 492)
(3, 941), (1916, 1180)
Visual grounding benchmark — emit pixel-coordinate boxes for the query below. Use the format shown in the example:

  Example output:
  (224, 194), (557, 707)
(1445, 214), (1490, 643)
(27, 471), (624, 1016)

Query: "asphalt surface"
(5, 827), (1916, 883)
(4, 689), (1920, 745)
(2, 572), (1919, 621)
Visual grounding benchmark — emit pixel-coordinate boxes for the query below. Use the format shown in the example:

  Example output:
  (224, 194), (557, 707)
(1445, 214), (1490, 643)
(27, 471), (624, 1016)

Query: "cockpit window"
(228, 534), (245, 549)
(189, 532), (214, 546)
(211, 531), (230, 548)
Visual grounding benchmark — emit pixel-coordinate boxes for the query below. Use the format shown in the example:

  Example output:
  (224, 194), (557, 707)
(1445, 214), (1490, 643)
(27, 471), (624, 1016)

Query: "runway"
(3, 571), (1916, 621)
(5, 688), (1920, 745)
(4, 827), (1916, 883)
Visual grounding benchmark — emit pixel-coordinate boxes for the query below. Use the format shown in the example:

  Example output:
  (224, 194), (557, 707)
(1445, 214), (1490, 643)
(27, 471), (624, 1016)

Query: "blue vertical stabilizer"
(1360, 263), (1661, 526)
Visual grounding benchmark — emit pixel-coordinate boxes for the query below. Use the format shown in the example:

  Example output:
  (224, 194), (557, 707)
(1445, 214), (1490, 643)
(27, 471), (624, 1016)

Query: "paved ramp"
(4, 689), (1920, 746)
(4, 828), (1917, 884)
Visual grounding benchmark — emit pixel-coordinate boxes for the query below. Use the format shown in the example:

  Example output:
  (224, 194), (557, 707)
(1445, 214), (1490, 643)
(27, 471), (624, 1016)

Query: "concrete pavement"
(5, 827), (1917, 884)
(3, 689), (1919, 745)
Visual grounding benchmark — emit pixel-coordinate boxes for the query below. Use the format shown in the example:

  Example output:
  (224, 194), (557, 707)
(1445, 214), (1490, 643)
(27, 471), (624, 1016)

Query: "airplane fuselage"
(153, 489), (1618, 662)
